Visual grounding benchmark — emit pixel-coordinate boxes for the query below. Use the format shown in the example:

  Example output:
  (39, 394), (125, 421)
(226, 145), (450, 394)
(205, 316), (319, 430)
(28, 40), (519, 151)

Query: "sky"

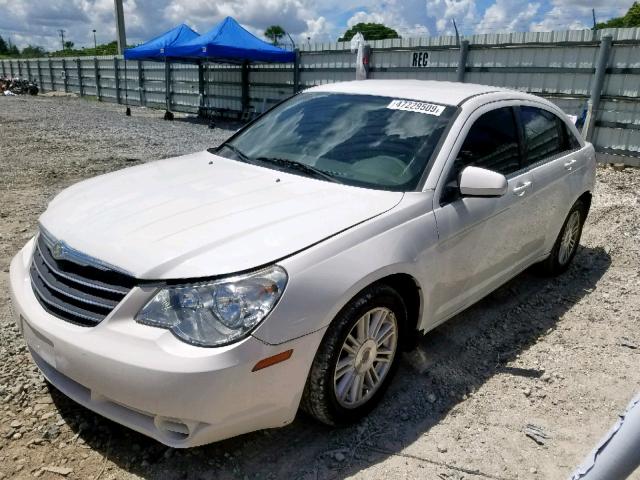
(0, 0), (633, 51)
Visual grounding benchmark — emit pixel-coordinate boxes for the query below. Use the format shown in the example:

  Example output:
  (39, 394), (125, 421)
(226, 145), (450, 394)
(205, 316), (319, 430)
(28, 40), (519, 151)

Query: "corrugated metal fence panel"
(204, 65), (242, 111)
(250, 64), (294, 113)
(466, 46), (597, 95)
(605, 44), (640, 98)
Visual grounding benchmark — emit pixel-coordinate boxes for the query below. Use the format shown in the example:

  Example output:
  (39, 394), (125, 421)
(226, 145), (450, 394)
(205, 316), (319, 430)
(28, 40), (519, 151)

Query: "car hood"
(40, 151), (403, 279)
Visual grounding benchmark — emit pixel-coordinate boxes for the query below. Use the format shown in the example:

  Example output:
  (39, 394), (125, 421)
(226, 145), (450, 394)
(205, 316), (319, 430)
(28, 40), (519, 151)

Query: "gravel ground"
(0, 95), (639, 480)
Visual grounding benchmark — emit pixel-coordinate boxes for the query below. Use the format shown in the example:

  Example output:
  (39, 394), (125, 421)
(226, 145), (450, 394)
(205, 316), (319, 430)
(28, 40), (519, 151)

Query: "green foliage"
(0, 36), (7, 55)
(339, 23), (400, 42)
(49, 41), (119, 57)
(63, 41), (75, 50)
(597, 1), (640, 28)
(264, 25), (286, 45)
(21, 45), (47, 58)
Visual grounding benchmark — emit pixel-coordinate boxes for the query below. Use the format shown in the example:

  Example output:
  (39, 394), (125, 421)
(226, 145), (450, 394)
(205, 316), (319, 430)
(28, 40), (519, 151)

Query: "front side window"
(216, 93), (455, 191)
(520, 106), (565, 166)
(454, 107), (521, 177)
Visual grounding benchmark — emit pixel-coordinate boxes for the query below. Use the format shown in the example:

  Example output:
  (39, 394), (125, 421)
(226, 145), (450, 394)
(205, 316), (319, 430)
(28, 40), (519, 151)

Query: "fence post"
(37, 59), (43, 92)
(1, 60), (5, 77)
(48, 59), (54, 91)
(164, 61), (172, 114)
(9, 60), (14, 77)
(293, 49), (300, 93)
(241, 61), (250, 114)
(94, 57), (101, 101)
(198, 61), (205, 115)
(17, 60), (23, 78)
(456, 40), (469, 83)
(26, 60), (32, 81)
(61, 58), (68, 92)
(76, 58), (83, 96)
(583, 34), (612, 142)
(114, 57), (121, 104)
(137, 60), (145, 107)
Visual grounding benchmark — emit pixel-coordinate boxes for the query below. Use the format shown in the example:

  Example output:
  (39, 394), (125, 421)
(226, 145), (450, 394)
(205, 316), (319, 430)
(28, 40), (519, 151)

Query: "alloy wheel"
(558, 210), (581, 265)
(333, 307), (398, 408)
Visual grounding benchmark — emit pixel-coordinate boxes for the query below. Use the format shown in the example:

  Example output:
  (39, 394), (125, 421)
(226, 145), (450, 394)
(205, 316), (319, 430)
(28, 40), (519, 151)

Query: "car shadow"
(49, 245), (610, 480)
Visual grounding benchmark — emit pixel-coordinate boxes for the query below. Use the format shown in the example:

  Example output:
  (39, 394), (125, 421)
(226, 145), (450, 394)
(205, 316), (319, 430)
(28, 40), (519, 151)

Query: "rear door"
(517, 105), (585, 255)
(426, 104), (539, 325)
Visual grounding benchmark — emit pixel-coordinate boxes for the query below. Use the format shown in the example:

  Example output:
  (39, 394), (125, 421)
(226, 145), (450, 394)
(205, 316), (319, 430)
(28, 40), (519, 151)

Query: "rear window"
(520, 106), (566, 166)
(219, 93), (455, 191)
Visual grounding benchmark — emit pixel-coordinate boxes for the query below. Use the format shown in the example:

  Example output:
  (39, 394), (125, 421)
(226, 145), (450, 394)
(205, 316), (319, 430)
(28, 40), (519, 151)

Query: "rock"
(524, 424), (549, 445)
(427, 393), (437, 403)
(437, 445), (448, 453)
(334, 452), (346, 462)
(42, 466), (73, 476)
(530, 467), (538, 474)
(12, 432), (22, 440)
(523, 387), (532, 397)
(40, 411), (55, 420)
(10, 420), (22, 428)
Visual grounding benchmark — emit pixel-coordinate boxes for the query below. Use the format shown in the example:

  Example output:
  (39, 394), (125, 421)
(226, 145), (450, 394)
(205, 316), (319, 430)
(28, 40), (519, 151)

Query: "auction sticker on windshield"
(387, 99), (445, 116)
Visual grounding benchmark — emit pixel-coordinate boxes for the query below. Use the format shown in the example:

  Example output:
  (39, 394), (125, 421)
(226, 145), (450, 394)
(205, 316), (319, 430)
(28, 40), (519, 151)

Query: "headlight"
(136, 266), (287, 347)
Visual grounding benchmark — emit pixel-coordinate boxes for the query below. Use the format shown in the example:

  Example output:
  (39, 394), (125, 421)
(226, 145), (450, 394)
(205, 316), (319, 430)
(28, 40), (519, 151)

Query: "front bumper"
(9, 240), (325, 447)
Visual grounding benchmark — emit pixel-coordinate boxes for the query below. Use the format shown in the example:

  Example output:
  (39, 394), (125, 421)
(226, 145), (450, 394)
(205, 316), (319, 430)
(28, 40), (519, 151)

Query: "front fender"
(251, 193), (437, 345)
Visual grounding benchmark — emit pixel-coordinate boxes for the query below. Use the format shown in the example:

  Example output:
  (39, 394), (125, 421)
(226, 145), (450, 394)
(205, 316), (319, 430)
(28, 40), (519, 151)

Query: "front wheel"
(301, 284), (406, 426)
(537, 199), (586, 276)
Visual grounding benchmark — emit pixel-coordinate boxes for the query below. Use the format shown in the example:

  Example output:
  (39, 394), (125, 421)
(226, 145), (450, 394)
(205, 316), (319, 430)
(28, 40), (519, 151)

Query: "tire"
(301, 284), (406, 426)
(536, 199), (586, 276)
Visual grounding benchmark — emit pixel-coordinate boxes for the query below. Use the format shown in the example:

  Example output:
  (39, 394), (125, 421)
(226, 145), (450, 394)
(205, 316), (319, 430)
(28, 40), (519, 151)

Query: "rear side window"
(452, 107), (521, 177)
(563, 122), (582, 150)
(520, 106), (567, 166)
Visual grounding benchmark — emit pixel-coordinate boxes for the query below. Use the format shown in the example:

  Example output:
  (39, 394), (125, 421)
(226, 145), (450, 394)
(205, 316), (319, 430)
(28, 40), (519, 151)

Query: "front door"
(425, 105), (539, 325)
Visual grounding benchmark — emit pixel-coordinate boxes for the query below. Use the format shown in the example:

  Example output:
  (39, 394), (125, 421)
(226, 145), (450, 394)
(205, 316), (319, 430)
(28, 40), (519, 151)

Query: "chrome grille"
(29, 232), (136, 327)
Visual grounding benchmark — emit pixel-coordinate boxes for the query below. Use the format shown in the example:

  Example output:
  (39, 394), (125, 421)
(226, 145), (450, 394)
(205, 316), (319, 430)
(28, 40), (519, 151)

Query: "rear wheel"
(301, 284), (406, 425)
(537, 200), (586, 276)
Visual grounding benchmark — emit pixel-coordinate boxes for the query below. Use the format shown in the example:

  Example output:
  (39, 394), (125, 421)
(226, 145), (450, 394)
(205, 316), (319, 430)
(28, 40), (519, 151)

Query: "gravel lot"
(1, 95), (639, 480)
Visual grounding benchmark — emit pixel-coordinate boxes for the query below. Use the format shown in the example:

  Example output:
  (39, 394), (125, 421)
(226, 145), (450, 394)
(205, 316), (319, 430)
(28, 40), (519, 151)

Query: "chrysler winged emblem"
(51, 241), (66, 261)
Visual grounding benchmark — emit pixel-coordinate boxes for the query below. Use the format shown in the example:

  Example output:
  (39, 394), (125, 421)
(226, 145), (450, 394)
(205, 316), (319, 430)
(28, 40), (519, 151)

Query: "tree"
(264, 25), (286, 45)
(8, 44), (19, 56)
(0, 35), (8, 55)
(597, 2), (640, 28)
(21, 45), (46, 58)
(339, 23), (400, 41)
(63, 41), (74, 50)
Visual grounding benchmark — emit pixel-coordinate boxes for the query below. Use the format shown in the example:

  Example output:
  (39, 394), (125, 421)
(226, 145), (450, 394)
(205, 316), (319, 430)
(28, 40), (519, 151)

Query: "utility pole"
(93, 29), (97, 52)
(114, 0), (127, 55)
(58, 29), (65, 50)
(592, 8), (598, 30)
(452, 18), (460, 47)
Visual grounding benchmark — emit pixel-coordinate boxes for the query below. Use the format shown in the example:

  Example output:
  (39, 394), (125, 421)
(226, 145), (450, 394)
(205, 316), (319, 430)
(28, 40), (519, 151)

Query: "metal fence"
(2, 27), (640, 166)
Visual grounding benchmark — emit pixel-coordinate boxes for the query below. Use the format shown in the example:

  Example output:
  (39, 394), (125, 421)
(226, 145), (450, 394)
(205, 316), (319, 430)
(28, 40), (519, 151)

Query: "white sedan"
(9, 80), (595, 447)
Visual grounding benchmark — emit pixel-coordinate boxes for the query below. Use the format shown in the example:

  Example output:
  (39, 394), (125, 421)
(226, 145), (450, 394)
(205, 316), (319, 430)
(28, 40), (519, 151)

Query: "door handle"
(564, 158), (578, 171)
(513, 181), (532, 196)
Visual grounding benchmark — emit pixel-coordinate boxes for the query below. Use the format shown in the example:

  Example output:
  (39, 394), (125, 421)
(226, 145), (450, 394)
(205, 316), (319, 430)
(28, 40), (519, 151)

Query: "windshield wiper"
(254, 157), (341, 184)
(213, 144), (251, 163)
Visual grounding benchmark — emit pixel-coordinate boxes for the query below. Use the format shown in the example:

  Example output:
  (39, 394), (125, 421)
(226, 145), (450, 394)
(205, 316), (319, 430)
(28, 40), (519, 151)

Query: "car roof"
(307, 80), (519, 106)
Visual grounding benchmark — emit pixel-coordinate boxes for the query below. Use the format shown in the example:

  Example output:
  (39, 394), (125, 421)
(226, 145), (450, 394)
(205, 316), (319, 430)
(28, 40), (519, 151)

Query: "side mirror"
(459, 166), (508, 197)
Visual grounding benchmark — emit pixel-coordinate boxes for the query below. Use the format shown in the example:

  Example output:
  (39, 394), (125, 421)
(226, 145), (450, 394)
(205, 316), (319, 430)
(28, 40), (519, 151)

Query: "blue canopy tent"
(164, 16), (295, 64)
(123, 24), (200, 118)
(124, 24), (200, 61)
(164, 17), (296, 120)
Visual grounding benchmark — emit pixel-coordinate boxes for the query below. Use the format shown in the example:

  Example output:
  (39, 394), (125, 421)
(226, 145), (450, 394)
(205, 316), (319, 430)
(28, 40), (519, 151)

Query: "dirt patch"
(0, 95), (639, 480)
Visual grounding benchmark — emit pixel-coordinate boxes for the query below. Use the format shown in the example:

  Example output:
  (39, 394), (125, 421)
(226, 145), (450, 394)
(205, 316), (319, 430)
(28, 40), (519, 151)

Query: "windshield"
(216, 92), (455, 191)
